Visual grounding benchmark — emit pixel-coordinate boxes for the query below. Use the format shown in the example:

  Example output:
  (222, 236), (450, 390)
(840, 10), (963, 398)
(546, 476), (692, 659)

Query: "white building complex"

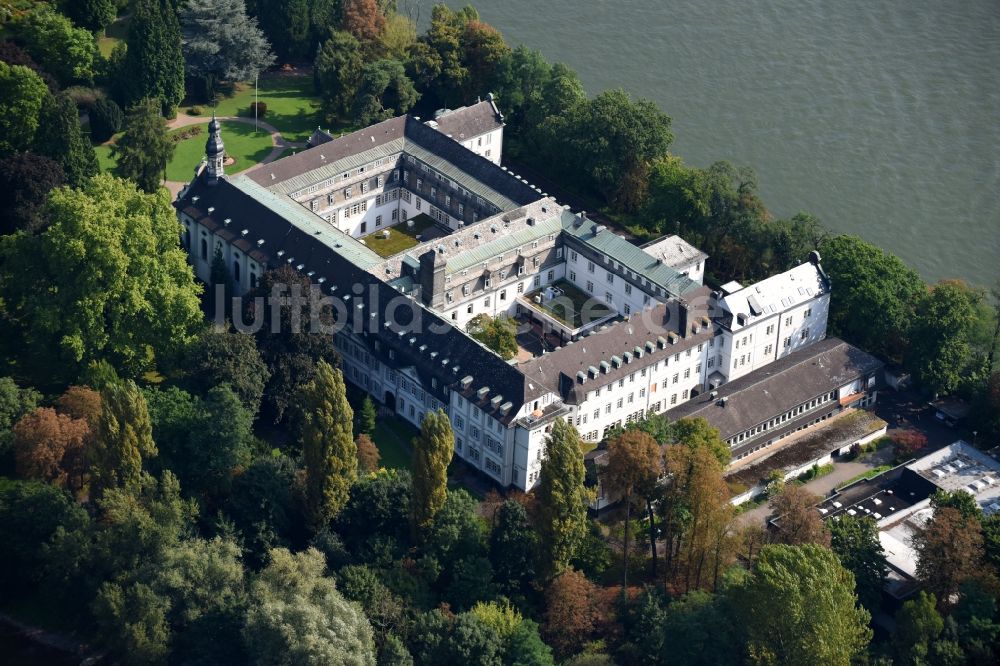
(176, 105), (876, 492)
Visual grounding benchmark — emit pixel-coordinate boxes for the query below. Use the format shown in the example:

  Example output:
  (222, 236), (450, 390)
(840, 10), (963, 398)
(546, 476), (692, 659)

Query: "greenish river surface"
(435, 0), (1000, 285)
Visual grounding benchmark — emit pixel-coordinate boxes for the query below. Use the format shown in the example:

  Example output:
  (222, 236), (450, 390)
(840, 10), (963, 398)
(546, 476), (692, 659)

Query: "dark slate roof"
(306, 128), (336, 148)
(245, 115), (538, 211)
(176, 174), (532, 425)
(518, 288), (717, 404)
(429, 98), (503, 141)
(666, 337), (884, 440)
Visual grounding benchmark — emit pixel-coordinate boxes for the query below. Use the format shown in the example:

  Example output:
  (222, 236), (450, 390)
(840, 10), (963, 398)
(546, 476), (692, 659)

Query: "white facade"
(715, 261), (831, 382)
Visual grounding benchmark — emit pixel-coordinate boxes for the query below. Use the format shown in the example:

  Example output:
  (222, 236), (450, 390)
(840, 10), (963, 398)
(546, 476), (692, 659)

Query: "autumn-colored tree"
(355, 434), (380, 473)
(891, 430), (928, 461)
(542, 568), (602, 661)
(409, 409), (454, 541)
(537, 419), (591, 577)
(912, 505), (985, 609)
(460, 19), (510, 101)
(661, 443), (737, 592)
(90, 380), (157, 502)
(604, 430), (662, 591)
(12, 407), (89, 491)
(297, 359), (356, 528)
(341, 0), (385, 43)
(56, 386), (102, 425)
(770, 483), (829, 547)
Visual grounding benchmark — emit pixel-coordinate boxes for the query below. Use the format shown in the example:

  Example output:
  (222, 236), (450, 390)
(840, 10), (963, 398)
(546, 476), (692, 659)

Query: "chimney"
(678, 299), (690, 337)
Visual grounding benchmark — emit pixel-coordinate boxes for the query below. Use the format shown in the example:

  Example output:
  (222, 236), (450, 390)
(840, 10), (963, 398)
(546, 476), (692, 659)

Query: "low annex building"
(175, 106), (869, 492)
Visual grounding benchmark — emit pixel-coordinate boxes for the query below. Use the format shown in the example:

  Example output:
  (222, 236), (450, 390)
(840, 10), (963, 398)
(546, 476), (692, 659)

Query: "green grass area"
(838, 465), (893, 490)
(525, 279), (614, 328)
(363, 214), (437, 257)
(181, 74), (327, 143)
(373, 417), (415, 471)
(95, 121), (274, 181)
(165, 120), (273, 181)
(97, 13), (130, 58)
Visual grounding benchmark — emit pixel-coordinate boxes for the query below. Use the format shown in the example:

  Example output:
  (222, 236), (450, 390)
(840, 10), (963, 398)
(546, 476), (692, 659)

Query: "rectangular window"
(375, 215), (382, 227)
(569, 270), (577, 281)
(605, 292), (613, 305)
(607, 273), (614, 284)
(586, 281), (594, 293)
(571, 251), (578, 261)
(625, 283), (632, 295)
(588, 261), (595, 273)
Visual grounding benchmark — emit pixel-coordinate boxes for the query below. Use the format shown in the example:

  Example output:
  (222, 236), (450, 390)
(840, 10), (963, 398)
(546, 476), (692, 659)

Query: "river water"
(434, 0), (1000, 285)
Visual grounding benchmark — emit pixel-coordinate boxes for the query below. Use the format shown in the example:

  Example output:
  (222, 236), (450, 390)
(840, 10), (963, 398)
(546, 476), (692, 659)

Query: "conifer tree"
(410, 409), (454, 541)
(537, 419), (590, 577)
(298, 359), (356, 528)
(113, 98), (175, 193)
(208, 246), (233, 320)
(90, 380), (157, 501)
(120, 0), (184, 115)
(359, 395), (377, 437)
(33, 93), (99, 188)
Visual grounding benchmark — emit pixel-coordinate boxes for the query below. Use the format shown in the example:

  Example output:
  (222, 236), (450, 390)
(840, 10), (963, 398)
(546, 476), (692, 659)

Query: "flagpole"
(254, 74), (258, 133)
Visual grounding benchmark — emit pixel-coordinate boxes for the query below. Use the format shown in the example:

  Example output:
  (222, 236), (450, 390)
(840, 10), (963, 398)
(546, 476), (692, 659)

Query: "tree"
(180, 0), (274, 98)
(60, 0), (117, 33)
(12, 407), (89, 490)
(120, 0), (185, 115)
(0, 377), (41, 459)
(489, 499), (537, 597)
(244, 547), (376, 666)
(314, 30), (364, 122)
(439, 612), (504, 666)
(466, 314), (518, 361)
(380, 13), (416, 60)
(355, 434), (380, 473)
(542, 568), (602, 661)
(507, 618), (554, 666)
(337, 468), (412, 561)
(0, 39), (60, 92)
(145, 385), (254, 499)
(409, 409), (454, 541)
(89, 98), (124, 143)
(90, 380), (157, 501)
(359, 395), (377, 436)
(731, 544), (872, 666)
(670, 417), (730, 466)
(536, 419), (590, 577)
(245, 265), (339, 422)
(906, 280), (981, 395)
(0, 174), (202, 382)
(770, 484), (829, 547)
(460, 19), (510, 101)
(16, 5), (98, 85)
(226, 454), (299, 566)
(604, 430), (662, 592)
(352, 59), (419, 126)
(0, 63), (49, 157)
(342, 0), (386, 42)
(912, 505), (985, 609)
(539, 88), (672, 211)
(298, 360), (356, 527)
(820, 235), (925, 359)
(182, 327), (270, 418)
(0, 152), (65, 234)
(891, 429), (928, 461)
(893, 591), (944, 664)
(113, 97), (175, 193)
(253, 0), (311, 61)
(655, 590), (741, 666)
(829, 515), (888, 612)
(32, 92), (100, 188)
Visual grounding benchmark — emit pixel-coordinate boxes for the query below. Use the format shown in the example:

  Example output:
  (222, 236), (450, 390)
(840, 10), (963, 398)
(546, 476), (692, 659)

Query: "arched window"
(250, 272), (257, 289)
(183, 228), (190, 249)
(233, 260), (241, 282)
(200, 238), (208, 260)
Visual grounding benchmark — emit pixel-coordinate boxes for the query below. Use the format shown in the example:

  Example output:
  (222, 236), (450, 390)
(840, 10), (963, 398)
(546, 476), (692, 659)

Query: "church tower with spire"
(205, 114), (225, 185)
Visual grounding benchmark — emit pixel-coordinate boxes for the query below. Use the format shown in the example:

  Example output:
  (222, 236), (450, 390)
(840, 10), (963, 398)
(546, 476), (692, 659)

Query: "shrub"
(89, 98), (123, 143)
(189, 106), (203, 116)
(64, 85), (100, 107)
(891, 430), (927, 461)
(249, 101), (267, 117)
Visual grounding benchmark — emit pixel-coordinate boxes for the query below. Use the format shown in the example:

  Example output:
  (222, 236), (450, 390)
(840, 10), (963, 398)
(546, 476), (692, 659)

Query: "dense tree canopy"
(180, 0), (275, 87)
(0, 63), (49, 157)
(731, 544), (872, 665)
(33, 92), (100, 188)
(537, 419), (590, 577)
(16, 4), (98, 85)
(113, 97), (175, 193)
(410, 409), (454, 541)
(119, 0), (185, 114)
(0, 174), (203, 381)
(352, 58), (419, 126)
(0, 152), (65, 235)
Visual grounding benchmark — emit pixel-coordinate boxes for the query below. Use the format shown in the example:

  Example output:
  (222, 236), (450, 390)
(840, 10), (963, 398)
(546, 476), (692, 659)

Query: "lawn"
(525, 279), (614, 328)
(181, 73), (329, 144)
(94, 121), (274, 181)
(97, 13), (130, 58)
(373, 417), (415, 471)
(364, 214), (438, 258)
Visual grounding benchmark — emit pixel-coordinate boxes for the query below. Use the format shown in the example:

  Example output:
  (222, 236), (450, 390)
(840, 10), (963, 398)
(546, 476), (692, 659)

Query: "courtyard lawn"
(181, 73), (330, 143)
(94, 139), (119, 172)
(97, 14), (130, 58)
(364, 214), (438, 258)
(164, 120), (273, 181)
(525, 279), (614, 328)
(373, 417), (415, 471)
